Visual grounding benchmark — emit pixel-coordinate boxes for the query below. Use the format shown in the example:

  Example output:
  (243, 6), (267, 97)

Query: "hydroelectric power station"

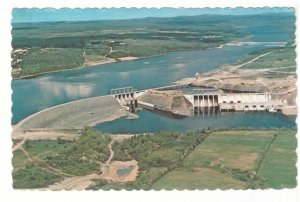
(111, 85), (285, 116)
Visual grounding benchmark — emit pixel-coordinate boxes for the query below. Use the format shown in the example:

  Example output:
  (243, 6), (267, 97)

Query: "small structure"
(111, 87), (137, 112)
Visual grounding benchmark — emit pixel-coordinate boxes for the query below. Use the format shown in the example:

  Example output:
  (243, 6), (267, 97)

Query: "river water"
(12, 44), (273, 124)
(96, 110), (296, 134)
(11, 43), (296, 131)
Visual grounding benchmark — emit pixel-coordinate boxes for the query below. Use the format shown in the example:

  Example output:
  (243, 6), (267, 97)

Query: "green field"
(12, 150), (29, 171)
(183, 130), (275, 170)
(151, 129), (296, 189)
(152, 167), (247, 190)
(12, 128), (297, 190)
(12, 140), (72, 172)
(258, 130), (297, 188)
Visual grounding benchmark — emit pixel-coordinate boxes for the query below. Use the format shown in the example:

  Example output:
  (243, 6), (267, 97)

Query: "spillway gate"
(111, 87), (137, 112)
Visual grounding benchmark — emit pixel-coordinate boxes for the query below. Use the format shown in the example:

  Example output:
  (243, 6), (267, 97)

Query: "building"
(187, 90), (285, 113)
(218, 93), (284, 112)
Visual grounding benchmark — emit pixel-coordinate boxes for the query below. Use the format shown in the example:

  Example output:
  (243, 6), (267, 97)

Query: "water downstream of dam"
(96, 110), (296, 134)
(12, 43), (296, 132)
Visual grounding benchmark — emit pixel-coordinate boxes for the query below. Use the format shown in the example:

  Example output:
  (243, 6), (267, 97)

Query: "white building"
(218, 93), (284, 112)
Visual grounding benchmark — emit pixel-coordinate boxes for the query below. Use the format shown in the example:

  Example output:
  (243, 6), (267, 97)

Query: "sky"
(12, 7), (294, 23)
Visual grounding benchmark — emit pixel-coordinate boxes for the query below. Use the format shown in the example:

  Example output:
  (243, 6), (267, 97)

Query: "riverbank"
(13, 42), (240, 80)
(14, 56), (140, 80)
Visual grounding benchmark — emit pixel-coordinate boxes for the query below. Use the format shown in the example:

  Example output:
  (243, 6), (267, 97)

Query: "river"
(12, 44), (275, 124)
(96, 110), (296, 134)
(12, 43), (296, 132)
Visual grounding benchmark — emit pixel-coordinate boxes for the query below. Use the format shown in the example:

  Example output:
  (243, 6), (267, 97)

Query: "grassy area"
(12, 127), (111, 189)
(45, 127), (111, 176)
(12, 140), (73, 171)
(235, 45), (296, 79)
(240, 46), (296, 69)
(12, 128), (297, 190)
(183, 130), (275, 171)
(12, 150), (29, 171)
(25, 140), (72, 159)
(112, 131), (208, 171)
(152, 167), (247, 190)
(257, 129), (297, 188)
(13, 167), (62, 189)
(132, 167), (167, 190)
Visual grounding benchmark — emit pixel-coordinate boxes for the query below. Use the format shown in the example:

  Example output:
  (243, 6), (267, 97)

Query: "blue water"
(117, 167), (133, 176)
(96, 110), (296, 134)
(12, 44), (270, 124)
(11, 14), (296, 133)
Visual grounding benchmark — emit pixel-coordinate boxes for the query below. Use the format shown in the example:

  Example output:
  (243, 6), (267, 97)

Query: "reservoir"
(12, 41), (296, 133)
(12, 44), (277, 124)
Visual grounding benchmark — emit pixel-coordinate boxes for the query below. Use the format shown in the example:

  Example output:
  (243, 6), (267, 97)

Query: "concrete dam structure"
(111, 86), (285, 116)
(111, 87), (137, 112)
(185, 91), (284, 114)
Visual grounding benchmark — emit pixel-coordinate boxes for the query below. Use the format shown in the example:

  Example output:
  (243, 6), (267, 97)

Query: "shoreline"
(13, 57), (140, 80)
(14, 40), (284, 80)
(13, 42), (237, 80)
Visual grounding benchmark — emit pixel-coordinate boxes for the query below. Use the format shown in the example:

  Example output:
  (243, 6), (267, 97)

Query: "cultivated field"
(257, 130), (297, 188)
(13, 128), (296, 190)
(152, 167), (247, 190)
(183, 130), (275, 170)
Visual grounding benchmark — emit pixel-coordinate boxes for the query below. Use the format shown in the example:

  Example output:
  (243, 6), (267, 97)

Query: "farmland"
(151, 129), (296, 189)
(13, 128), (295, 190)
(258, 130), (297, 188)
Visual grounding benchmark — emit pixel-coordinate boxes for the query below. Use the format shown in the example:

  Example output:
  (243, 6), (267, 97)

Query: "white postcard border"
(0, 1), (298, 202)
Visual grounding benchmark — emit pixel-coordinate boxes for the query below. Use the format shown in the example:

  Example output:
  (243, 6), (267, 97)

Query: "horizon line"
(12, 7), (294, 23)
(12, 11), (295, 25)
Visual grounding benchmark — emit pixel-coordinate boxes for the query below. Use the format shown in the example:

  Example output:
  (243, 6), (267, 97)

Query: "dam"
(188, 91), (283, 113)
(112, 86), (285, 116)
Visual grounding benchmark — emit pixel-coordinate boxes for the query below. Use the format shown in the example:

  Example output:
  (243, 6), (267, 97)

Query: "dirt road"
(12, 138), (27, 152)
(44, 138), (139, 190)
(100, 140), (115, 176)
(12, 129), (80, 141)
